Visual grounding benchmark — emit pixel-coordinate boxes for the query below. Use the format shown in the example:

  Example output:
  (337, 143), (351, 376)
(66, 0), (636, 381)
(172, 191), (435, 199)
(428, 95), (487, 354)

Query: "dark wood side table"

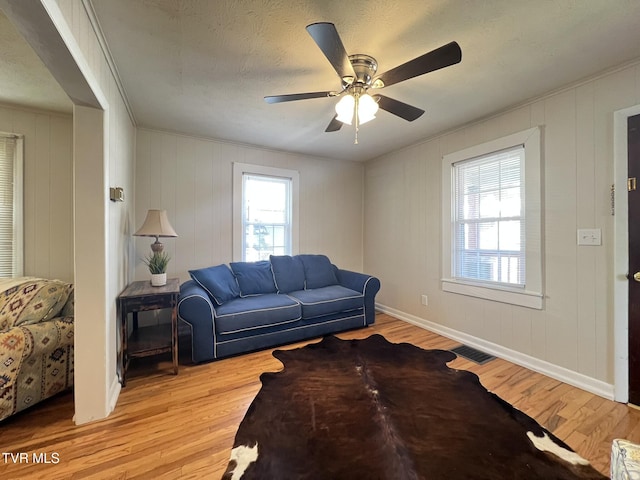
(117, 278), (180, 386)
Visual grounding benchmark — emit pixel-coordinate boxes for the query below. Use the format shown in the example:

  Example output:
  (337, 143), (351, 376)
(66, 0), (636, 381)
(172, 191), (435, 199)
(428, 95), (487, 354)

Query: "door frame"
(614, 104), (640, 402)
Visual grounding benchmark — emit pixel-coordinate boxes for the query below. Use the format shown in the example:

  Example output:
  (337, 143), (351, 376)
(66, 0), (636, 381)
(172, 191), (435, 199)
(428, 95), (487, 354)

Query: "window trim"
(441, 127), (543, 309)
(232, 163), (299, 262)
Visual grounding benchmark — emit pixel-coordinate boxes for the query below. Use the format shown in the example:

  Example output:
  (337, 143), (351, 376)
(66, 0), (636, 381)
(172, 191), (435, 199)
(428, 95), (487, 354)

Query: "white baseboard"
(108, 374), (121, 414)
(376, 304), (615, 401)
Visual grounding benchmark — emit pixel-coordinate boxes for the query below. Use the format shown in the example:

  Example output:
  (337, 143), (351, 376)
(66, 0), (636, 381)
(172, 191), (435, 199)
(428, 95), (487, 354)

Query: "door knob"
(634, 272), (640, 282)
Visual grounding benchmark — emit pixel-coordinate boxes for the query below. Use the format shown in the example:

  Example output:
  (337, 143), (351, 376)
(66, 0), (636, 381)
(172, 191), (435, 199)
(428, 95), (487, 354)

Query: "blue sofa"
(177, 254), (380, 362)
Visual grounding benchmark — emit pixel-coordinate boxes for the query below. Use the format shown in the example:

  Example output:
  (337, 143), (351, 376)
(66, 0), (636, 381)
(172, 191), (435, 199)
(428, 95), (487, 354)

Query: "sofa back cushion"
(270, 255), (306, 293)
(0, 277), (73, 331)
(298, 254), (338, 289)
(230, 261), (277, 296)
(189, 265), (240, 306)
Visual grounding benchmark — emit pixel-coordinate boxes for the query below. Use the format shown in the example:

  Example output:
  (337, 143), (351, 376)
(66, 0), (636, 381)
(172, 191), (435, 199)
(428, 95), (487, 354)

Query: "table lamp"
(134, 209), (178, 254)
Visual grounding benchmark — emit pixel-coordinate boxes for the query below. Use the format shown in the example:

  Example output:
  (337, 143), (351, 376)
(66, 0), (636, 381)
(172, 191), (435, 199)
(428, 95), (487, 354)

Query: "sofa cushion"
(215, 294), (301, 335)
(230, 261), (277, 296)
(189, 265), (240, 306)
(0, 277), (73, 330)
(270, 255), (306, 293)
(298, 254), (338, 289)
(288, 285), (363, 319)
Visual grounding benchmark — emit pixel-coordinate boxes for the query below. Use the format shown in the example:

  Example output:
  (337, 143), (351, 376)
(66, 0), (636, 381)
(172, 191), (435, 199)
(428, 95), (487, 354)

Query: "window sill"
(441, 279), (543, 310)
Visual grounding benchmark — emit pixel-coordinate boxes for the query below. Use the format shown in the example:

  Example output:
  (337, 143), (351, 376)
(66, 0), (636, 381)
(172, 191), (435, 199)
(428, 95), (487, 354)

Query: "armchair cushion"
(230, 261), (277, 296)
(189, 264), (240, 306)
(0, 277), (73, 330)
(298, 254), (338, 289)
(270, 255), (305, 293)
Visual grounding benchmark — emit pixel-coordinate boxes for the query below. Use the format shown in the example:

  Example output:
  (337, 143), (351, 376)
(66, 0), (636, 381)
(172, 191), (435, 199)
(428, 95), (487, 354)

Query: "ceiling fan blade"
(325, 115), (343, 132)
(264, 91), (335, 103)
(374, 94), (425, 121)
(306, 22), (356, 80)
(373, 41), (462, 88)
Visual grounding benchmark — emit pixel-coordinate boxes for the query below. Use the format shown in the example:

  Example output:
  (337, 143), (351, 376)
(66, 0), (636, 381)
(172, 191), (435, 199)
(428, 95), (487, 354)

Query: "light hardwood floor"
(1, 313), (639, 479)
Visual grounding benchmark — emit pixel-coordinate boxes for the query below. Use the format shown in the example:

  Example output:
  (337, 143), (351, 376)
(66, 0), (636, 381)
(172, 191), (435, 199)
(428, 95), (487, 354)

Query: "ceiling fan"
(264, 22), (462, 143)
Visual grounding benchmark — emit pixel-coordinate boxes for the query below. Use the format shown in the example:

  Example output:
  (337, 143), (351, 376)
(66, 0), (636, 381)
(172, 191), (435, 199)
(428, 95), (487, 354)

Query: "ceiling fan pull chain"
(354, 94), (360, 144)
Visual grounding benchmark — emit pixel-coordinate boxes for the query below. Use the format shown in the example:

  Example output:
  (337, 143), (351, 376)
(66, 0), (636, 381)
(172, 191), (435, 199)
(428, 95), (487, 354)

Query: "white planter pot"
(150, 273), (167, 287)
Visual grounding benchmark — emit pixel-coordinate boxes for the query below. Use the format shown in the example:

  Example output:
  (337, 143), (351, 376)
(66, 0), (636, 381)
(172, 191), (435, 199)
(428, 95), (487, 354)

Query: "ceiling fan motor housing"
(343, 54), (378, 89)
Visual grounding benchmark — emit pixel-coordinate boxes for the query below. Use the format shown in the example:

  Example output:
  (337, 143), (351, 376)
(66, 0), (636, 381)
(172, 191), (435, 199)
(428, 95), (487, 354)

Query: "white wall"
(46, 0), (136, 423)
(134, 129), (365, 281)
(365, 62), (640, 396)
(0, 104), (73, 282)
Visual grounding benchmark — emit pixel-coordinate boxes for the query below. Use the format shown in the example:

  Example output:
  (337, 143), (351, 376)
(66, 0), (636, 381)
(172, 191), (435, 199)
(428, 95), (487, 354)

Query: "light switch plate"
(577, 228), (601, 246)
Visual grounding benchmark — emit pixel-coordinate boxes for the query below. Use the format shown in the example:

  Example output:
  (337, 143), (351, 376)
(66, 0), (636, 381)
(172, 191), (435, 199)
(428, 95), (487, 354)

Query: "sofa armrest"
(178, 280), (216, 363)
(335, 269), (381, 325)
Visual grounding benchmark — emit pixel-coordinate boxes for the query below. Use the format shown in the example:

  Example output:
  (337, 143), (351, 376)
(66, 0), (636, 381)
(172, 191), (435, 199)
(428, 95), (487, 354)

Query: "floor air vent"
(450, 345), (496, 365)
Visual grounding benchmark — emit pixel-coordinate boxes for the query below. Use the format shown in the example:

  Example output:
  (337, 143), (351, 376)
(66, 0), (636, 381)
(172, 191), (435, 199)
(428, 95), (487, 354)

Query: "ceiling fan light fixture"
(335, 94), (355, 124)
(358, 93), (379, 124)
(266, 23), (462, 144)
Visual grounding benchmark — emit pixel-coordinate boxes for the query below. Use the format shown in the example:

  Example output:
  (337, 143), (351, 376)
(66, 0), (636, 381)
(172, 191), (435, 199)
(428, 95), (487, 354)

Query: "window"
(233, 163), (299, 262)
(442, 127), (543, 309)
(453, 146), (525, 286)
(0, 133), (23, 277)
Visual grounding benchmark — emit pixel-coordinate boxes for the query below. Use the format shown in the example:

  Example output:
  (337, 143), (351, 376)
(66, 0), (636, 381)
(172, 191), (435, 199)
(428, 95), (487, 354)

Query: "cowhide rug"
(222, 334), (606, 479)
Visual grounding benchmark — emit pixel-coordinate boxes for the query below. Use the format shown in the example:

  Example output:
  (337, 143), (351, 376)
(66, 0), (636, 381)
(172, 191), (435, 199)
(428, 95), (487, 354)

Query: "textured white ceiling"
(0, 10), (71, 114)
(88, 0), (640, 161)
(3, 1), (640, 162)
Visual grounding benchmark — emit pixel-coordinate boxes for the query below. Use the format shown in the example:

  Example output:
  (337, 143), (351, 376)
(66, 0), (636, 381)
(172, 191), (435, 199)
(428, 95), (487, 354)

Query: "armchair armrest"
(178, 280), (217, 362)
(335, 269), (381, 325)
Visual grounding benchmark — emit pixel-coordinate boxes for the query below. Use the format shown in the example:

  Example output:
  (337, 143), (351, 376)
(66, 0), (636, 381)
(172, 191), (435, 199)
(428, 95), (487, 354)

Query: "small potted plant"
(142, 251), (171, 286)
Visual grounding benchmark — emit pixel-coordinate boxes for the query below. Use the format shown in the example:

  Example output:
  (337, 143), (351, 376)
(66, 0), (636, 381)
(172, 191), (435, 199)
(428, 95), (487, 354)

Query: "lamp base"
(150, 237), (164, 253)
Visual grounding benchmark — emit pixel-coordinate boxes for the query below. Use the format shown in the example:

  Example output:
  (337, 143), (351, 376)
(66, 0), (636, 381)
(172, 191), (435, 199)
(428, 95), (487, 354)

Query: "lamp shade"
(134, 210), (178, 237)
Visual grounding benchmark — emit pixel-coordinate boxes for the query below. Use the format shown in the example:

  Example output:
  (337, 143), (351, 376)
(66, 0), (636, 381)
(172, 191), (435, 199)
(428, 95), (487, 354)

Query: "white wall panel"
(544, 89), (579, 372)
(365, 62), (640, 389)
(575, 82), (598, 379)
(46, 0), (136, 422)
(0, 104), (73, 282)
(135, 130), (365, 281)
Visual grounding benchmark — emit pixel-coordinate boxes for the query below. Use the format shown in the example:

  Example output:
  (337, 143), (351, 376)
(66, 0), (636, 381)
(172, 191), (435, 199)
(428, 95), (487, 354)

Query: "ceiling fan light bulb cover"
(358, 94), (379, 123)
(335, 94), (355, 124)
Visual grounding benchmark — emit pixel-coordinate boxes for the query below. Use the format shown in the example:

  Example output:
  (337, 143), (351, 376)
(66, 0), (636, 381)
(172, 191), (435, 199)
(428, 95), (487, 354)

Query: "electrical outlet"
(421, 295), (428, 306)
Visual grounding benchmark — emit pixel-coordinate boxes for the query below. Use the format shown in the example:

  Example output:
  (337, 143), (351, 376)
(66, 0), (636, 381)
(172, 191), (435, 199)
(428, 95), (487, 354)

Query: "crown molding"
(81, 0), (136, 125)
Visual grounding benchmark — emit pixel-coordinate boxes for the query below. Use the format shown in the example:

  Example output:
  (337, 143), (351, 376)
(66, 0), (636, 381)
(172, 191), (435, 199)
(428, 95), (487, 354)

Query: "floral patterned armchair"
(0, 277), (74, 422)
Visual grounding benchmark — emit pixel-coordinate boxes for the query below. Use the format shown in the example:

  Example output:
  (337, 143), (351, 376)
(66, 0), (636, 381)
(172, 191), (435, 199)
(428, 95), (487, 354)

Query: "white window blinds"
(452, 145), (525, 287)
(242, 173), (292, 261)
(0, 134), (22, 277)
